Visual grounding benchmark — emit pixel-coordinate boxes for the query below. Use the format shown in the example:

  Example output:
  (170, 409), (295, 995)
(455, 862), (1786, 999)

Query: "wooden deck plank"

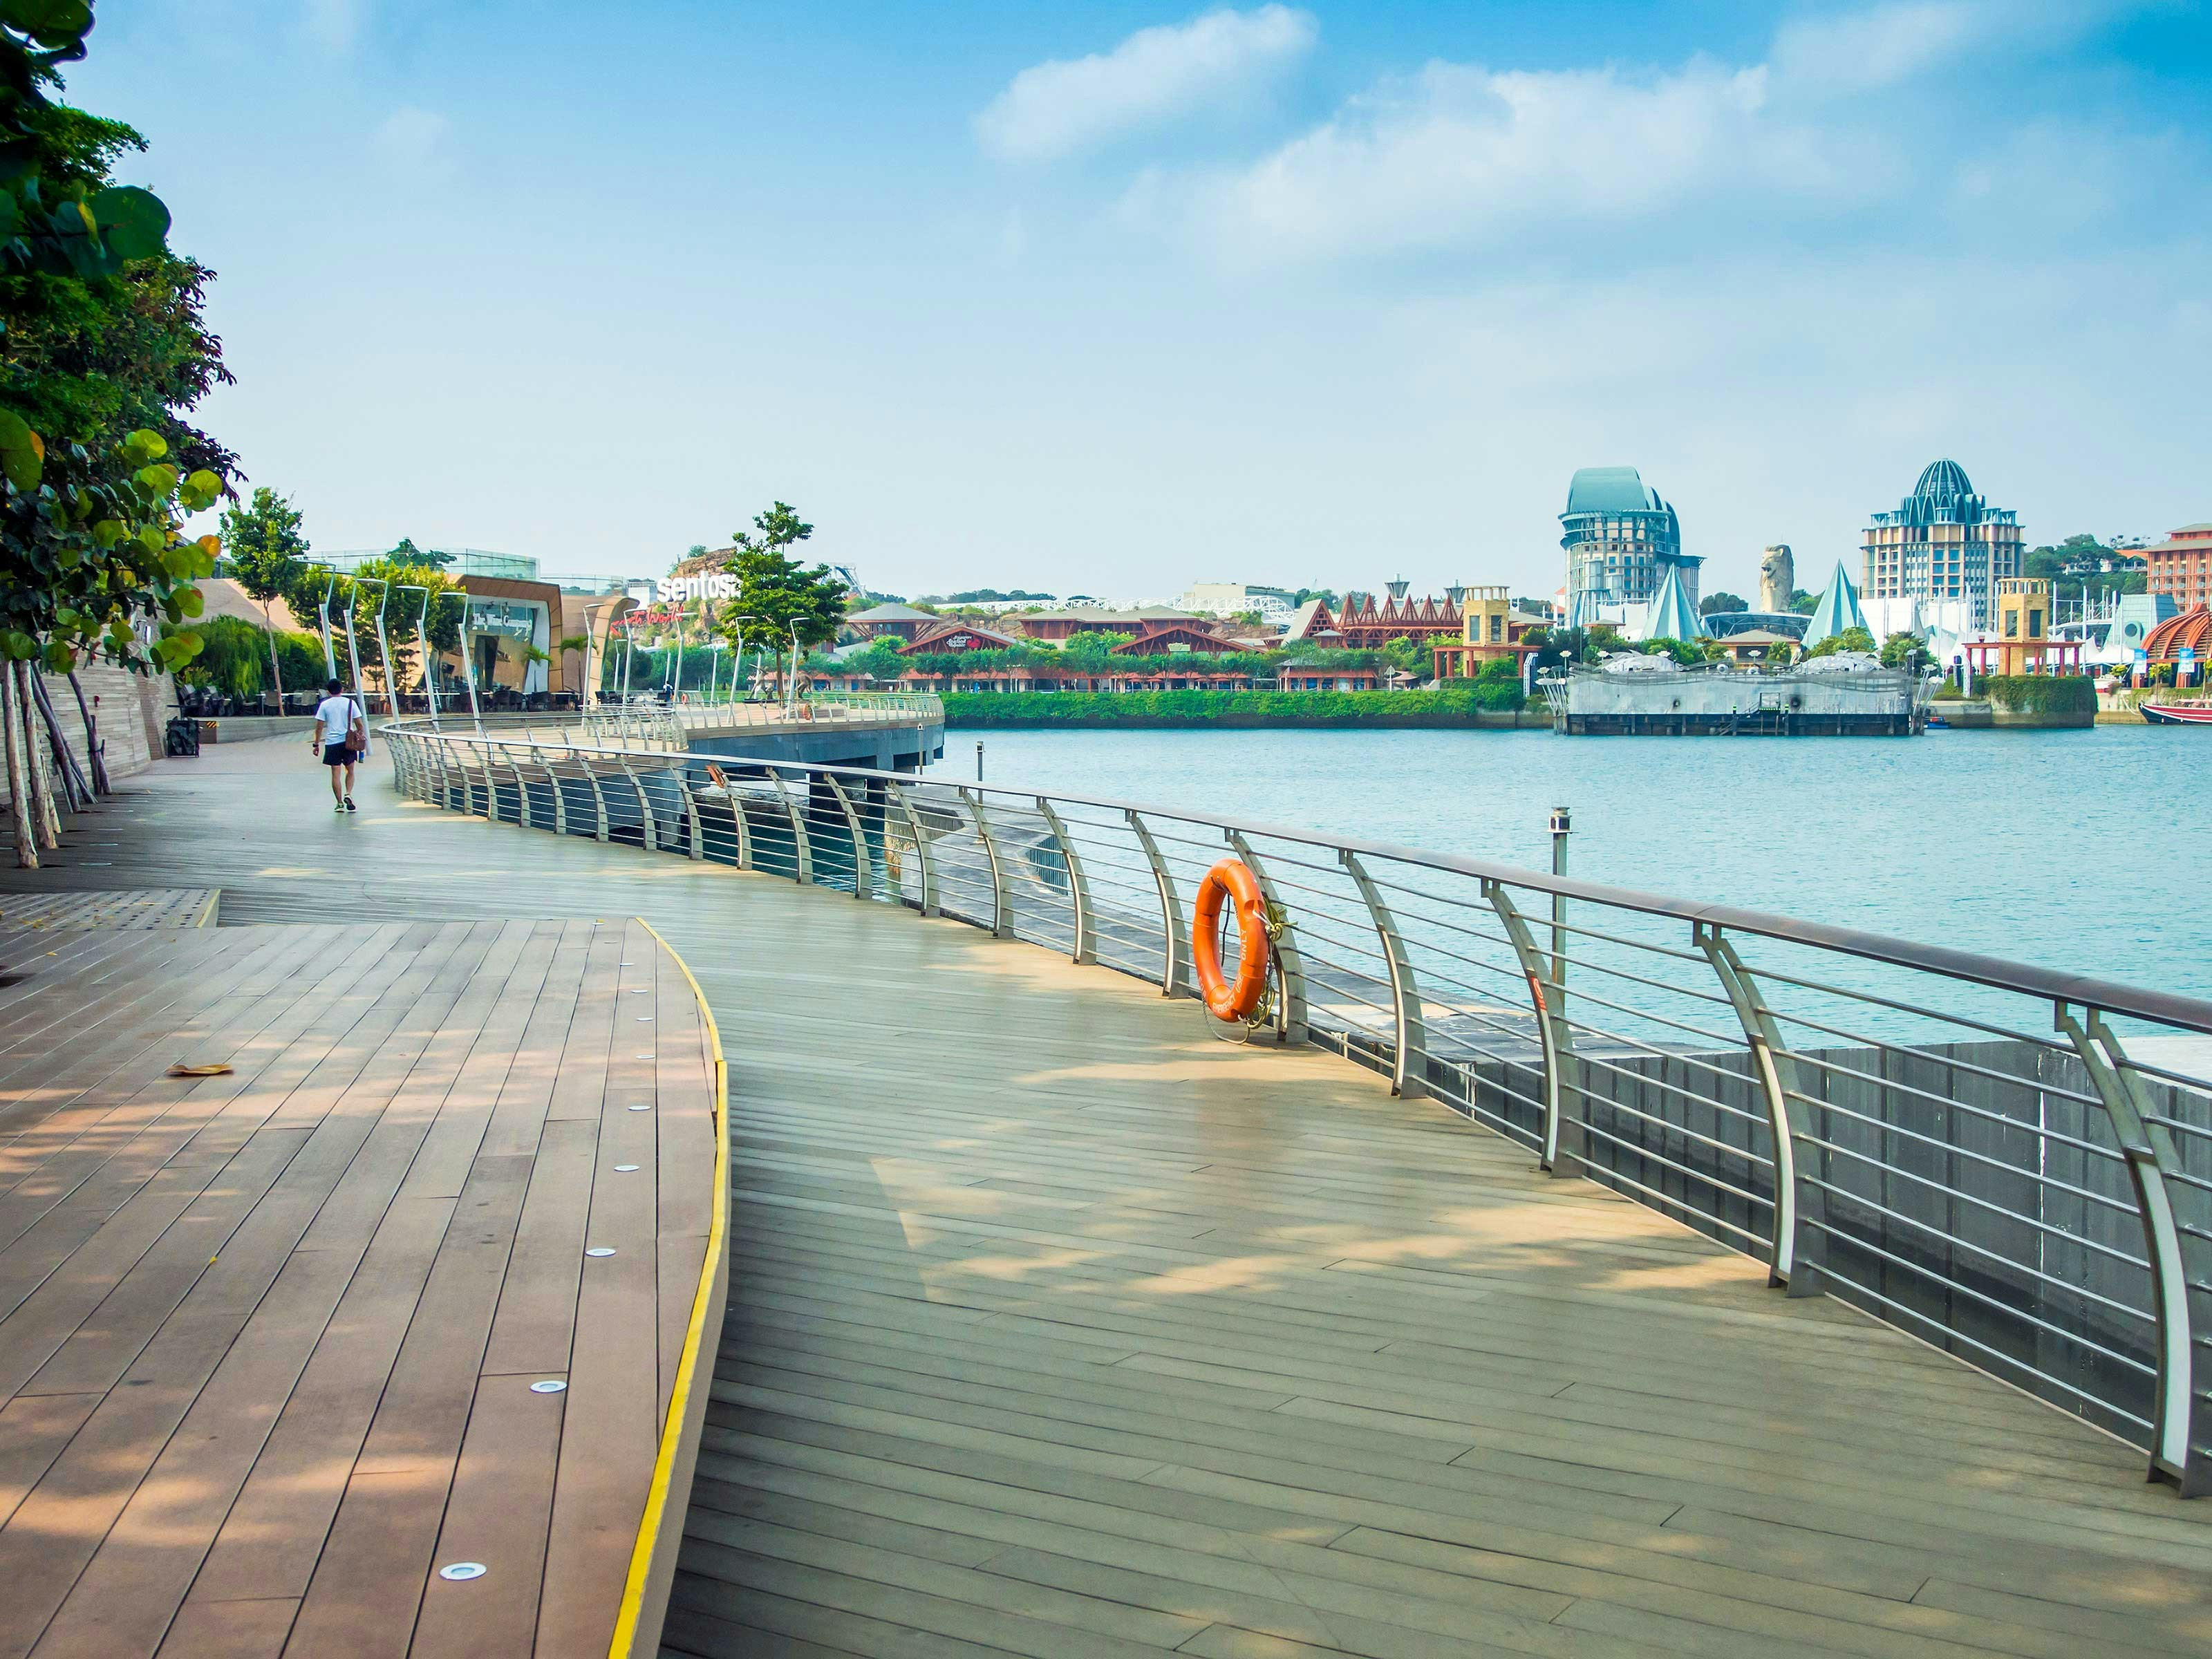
(0, 865), (718, 1659)
(407, 1372), (568, 1658)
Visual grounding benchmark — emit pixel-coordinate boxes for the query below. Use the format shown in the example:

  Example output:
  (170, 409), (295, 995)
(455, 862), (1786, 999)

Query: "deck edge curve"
(606, 917), (729, 1659)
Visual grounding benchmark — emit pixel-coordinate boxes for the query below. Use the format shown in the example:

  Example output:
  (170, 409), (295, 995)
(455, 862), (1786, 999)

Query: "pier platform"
(1, 741), (2208, 1658)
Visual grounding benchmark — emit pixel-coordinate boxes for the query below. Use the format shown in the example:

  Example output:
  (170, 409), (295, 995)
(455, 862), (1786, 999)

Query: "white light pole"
(312, 568), (338, 680)
(436, 590), (483, 734)
(396, 585), (434, 725)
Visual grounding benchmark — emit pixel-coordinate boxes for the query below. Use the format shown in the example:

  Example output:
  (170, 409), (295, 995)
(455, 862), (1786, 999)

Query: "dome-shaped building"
(1912, 458), (1974, 509)
(1862, 458), (2023, 630)
(1559, 465), (1700, 626)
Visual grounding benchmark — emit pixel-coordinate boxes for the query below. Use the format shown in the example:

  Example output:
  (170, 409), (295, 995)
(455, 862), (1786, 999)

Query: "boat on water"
(2141, 700), (2212, 725)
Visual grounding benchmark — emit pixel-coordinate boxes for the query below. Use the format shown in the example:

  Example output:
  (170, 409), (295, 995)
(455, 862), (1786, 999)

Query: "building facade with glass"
(1559, 467), (1698, 625)
(1861, 460), (2023, 630)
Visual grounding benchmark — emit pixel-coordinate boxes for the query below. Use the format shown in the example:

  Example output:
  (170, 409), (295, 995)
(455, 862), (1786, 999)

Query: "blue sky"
(75, 1), (2212, 601)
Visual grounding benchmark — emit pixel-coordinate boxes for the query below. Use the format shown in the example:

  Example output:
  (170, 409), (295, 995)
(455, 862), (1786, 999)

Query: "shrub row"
(1978, 675), (2097, 715)
(941, 684), (1528, 727)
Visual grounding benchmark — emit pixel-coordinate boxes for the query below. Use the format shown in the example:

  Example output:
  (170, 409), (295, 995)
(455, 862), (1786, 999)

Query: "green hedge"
(941, 684), (1528, 728)
(1980, 675), (2096, 715)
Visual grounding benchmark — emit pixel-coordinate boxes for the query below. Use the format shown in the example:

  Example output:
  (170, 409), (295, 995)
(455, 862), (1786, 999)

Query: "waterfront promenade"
(1, 741), (2209, 1657)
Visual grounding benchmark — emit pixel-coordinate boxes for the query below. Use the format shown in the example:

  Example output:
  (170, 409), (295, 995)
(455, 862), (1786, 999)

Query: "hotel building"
(1861, 459), (2023, 630)
(1559, 466), (1699, 625)
(2144, 523), (2212, 612)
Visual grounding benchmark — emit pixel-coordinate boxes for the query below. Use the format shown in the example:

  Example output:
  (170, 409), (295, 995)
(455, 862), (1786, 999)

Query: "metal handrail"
(375, 715), (2212, 1498)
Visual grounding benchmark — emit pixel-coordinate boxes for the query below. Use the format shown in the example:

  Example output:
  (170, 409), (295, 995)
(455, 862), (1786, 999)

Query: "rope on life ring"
(1192, 858), (1272, 1023)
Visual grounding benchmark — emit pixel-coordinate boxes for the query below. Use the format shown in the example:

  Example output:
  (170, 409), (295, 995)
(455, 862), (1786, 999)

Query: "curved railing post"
(728, 782), (753, 870)
(617, 756), (656, 850)
(1341, 850), (1425, 1100)
(509, 751), (532, 829)
(1034, 799), (1094, 966)
(2059, 1005), (2205, 1495)
(1224, 830), (1306, 1044)
(1126, 809), (1183, 997)
(773, 771), (812, 884)
(585, 757), (610, 843)
(547, 758), (568, 836)
(959, 787), (1013, 940)
(682, 776), (703, 861)
(884, 781), (935, 915)
(472, 742), (497, 819)
(1696, 924), (1816, 1293)
(821, 774), (873, 900)
(1485, 879), (1582, 1177)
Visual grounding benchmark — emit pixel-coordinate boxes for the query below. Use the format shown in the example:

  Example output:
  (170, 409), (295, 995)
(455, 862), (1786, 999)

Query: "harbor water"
(929, 724), (2212, 1002)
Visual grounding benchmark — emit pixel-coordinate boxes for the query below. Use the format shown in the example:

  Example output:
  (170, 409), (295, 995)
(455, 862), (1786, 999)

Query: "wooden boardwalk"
(0, 904), (722, 1658)
(4, 741), (2211, 1659)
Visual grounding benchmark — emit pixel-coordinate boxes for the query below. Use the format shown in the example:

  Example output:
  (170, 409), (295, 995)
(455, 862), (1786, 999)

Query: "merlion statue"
(1759, 545), (1794, 615)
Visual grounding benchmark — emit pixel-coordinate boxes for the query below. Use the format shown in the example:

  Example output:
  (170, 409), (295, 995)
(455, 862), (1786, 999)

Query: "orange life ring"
(1192, 858), (1271, 1022)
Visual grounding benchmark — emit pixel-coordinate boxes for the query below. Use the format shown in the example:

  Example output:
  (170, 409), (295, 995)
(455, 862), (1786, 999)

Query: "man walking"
(312, 677), (363, 812)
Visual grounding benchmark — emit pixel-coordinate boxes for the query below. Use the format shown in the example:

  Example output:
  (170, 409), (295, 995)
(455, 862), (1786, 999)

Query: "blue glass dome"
(1913, 458), (1974, 506)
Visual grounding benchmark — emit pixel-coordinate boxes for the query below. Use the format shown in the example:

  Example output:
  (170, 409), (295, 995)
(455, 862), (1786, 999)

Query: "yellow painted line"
(608, 916), (728, 1659)
(194, 888), (220, 928)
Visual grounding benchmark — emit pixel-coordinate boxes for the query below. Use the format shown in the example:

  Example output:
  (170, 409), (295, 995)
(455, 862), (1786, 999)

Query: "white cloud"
(371, 107), (453, 177)
(1121, 0), (2172, 265)
(1152, 56), (1833, 261)
(975, 5), (1318, 164)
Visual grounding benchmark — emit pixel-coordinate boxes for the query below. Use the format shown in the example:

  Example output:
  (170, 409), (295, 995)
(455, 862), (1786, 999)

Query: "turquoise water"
(928, 726), (2212, 1001)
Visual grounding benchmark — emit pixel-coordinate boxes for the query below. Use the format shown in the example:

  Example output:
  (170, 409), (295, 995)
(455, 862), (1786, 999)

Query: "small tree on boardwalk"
(220, 487), (308, 702)
(714, 503), (847, 690)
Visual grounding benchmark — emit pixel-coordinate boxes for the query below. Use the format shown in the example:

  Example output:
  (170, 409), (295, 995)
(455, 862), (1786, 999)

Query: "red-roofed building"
(899, 619), (1022, 655)
(1110, 621), (1241, 656)
(1291, 591), (1464, 650)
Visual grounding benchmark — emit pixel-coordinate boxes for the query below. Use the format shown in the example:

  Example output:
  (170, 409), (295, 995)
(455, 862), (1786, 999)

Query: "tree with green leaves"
(1879, 630), (1924, 669)
(1804, 625), (1878, 659)
(1699, 591), (1747, 615)
(1056, 630), (1134, 671)
(713, 501), (845, 671)
(384, 535), (451, 570)
(1380, 634), (1430, 680)
(220, 486), (307, 702)
(2025, 533), (2144, 600)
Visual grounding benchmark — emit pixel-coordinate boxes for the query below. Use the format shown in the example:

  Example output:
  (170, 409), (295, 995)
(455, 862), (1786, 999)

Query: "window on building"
(2004, 611), (2018, 638)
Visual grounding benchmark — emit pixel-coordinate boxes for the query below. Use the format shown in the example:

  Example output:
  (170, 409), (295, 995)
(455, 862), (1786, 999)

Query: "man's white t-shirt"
(316, 695), (356, 748)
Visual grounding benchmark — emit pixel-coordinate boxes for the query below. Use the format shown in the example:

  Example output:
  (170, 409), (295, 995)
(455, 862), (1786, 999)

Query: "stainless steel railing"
(378, 716), (2212, 1496)
(418, 693), (944, 752)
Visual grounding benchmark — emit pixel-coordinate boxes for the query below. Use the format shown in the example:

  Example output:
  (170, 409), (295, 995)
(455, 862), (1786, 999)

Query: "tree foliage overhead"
(714, 500), (846, 650)
(0, 1), (233, 677)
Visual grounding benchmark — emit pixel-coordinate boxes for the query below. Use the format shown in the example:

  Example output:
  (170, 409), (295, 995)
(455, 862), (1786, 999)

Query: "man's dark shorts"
(322, 742), (356, 767)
